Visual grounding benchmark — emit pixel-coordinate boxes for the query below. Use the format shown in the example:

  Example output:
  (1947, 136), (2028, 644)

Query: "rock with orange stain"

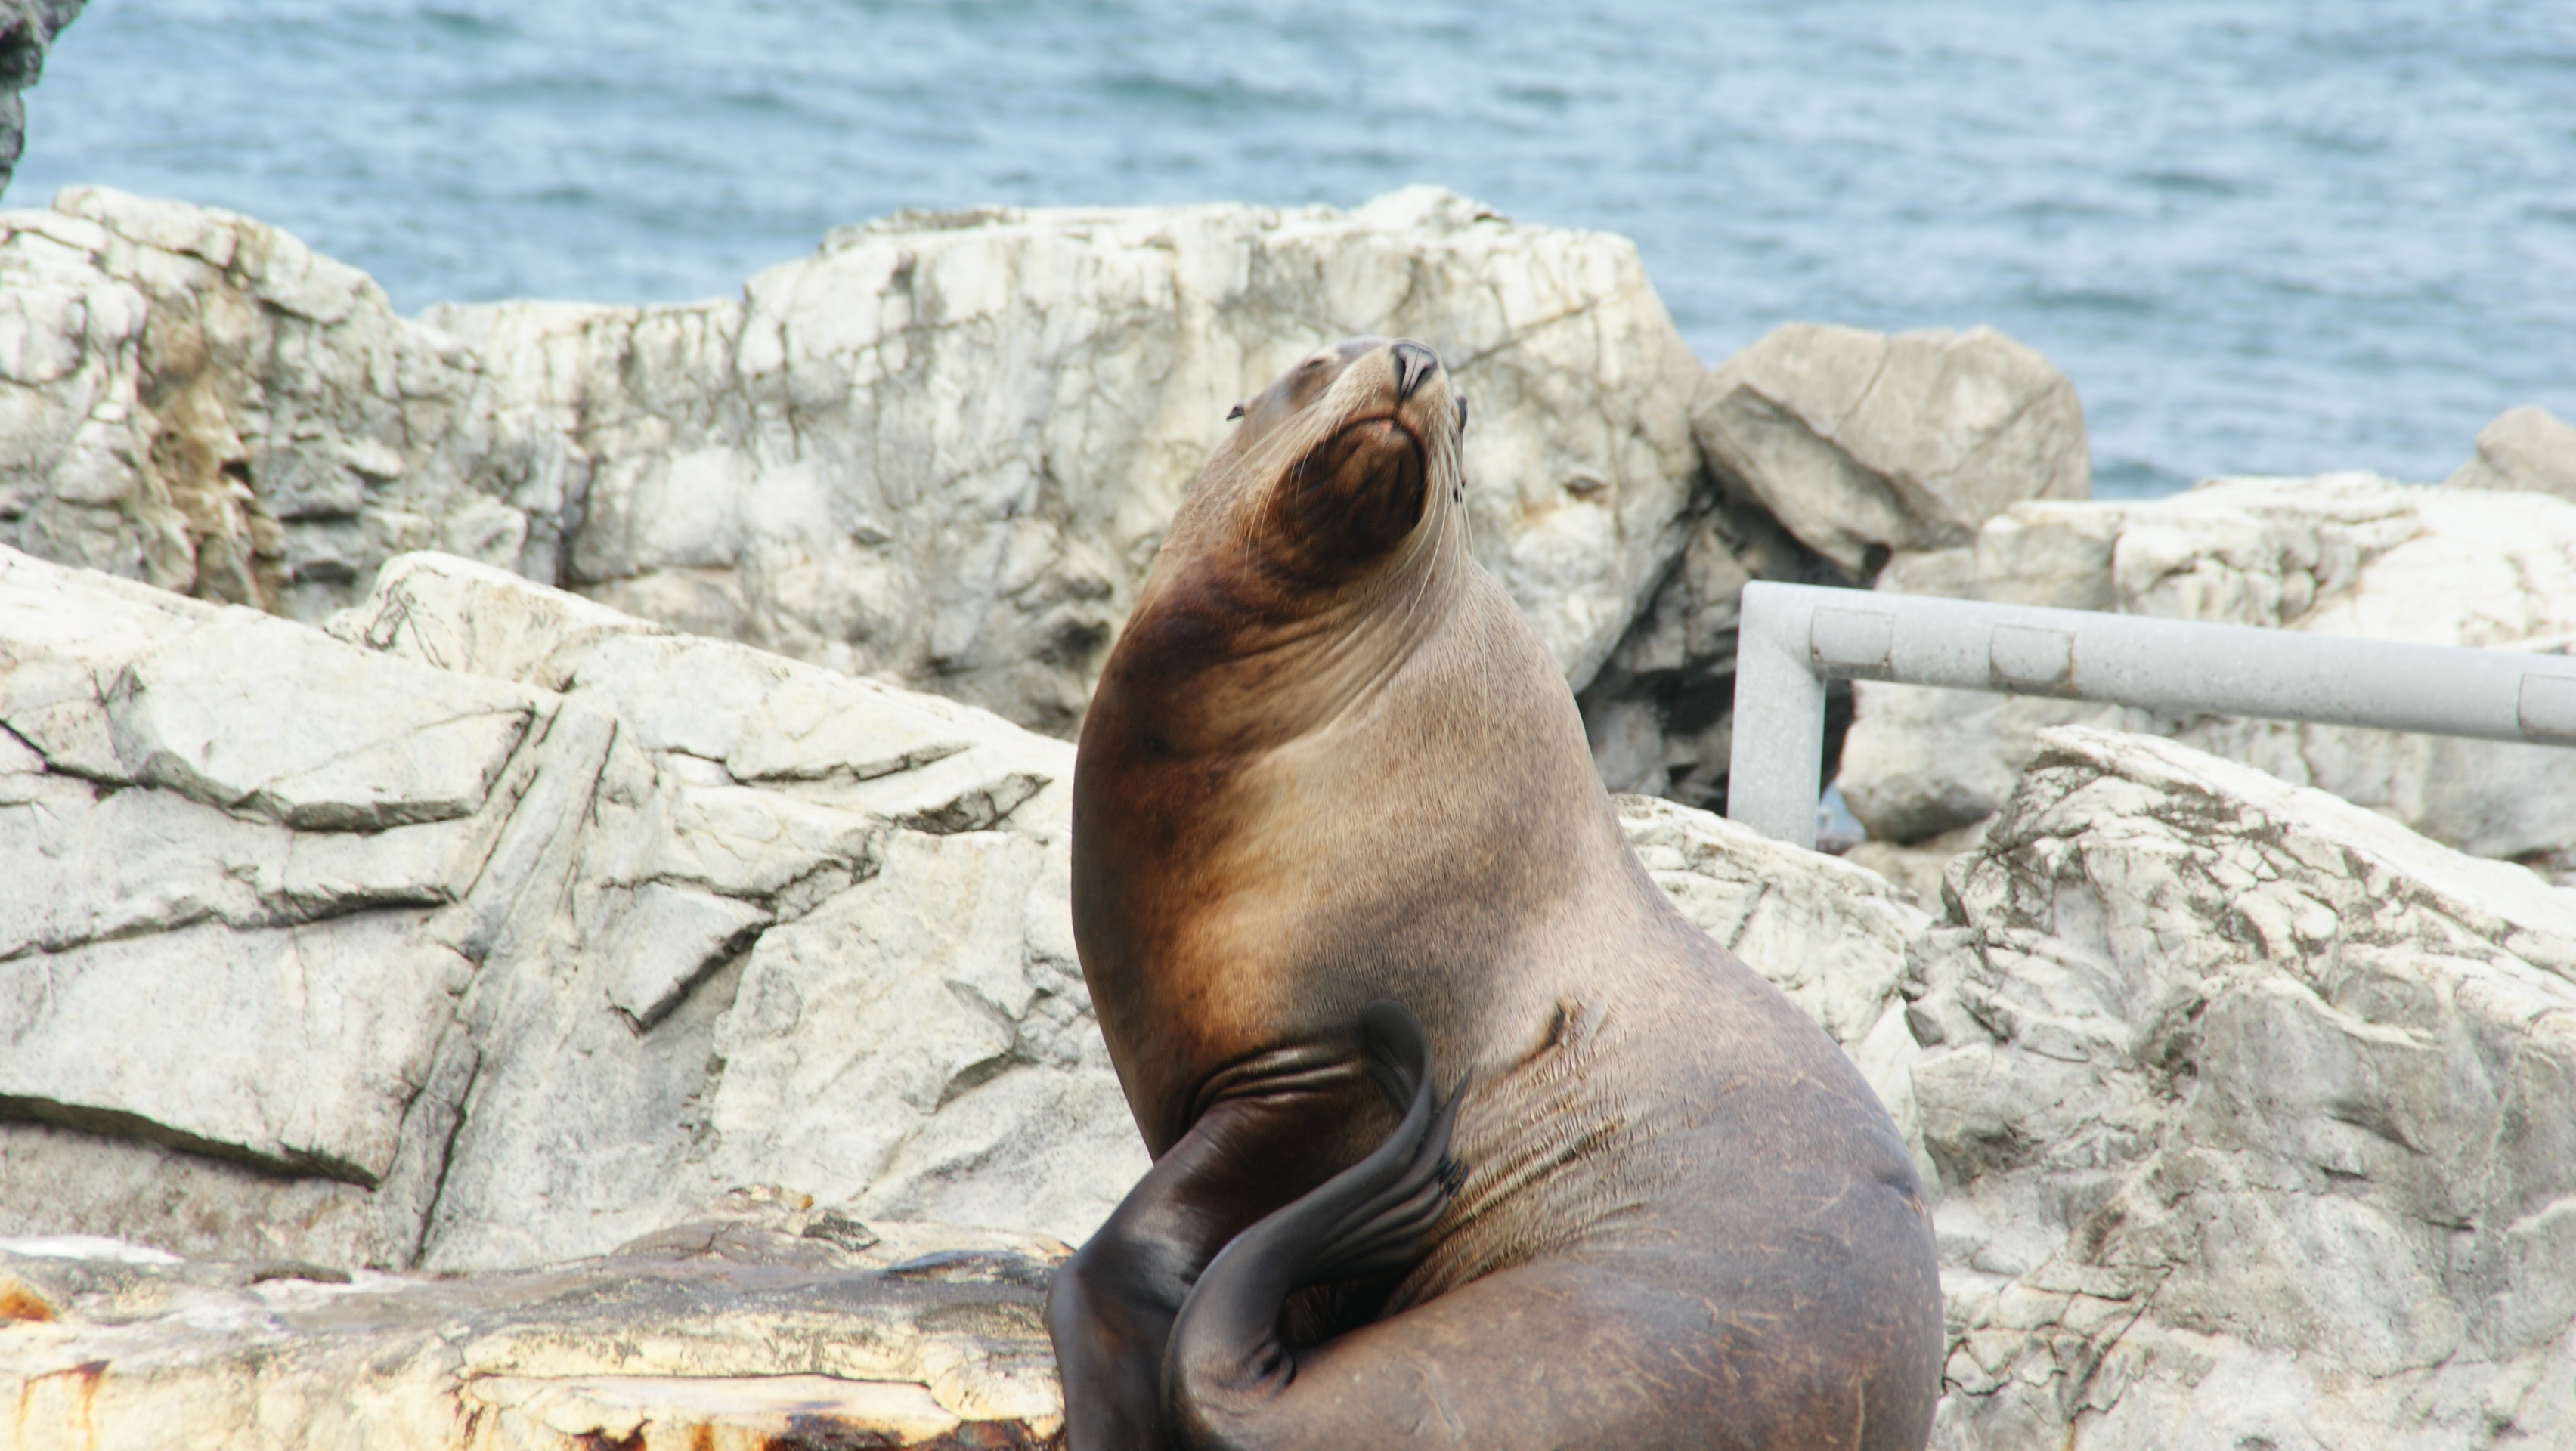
(0, 1273), (56, 1322)
(0, 1199), (1067, 1450)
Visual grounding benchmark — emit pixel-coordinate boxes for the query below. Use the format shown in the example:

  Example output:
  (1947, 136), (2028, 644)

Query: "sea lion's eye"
(1227, 403), (1246, 421)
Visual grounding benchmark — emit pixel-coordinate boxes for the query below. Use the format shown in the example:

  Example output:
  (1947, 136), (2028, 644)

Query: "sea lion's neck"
(1099, 503), (1464, 757)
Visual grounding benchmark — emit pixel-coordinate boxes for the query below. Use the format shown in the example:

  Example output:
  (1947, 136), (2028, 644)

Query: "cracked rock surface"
(3, 183), (2120, 819)
(0, 543), (1135, 1270)
(1907, 727), (2576, 1449)
(1586, 318), (2085, 810)
(1839, 473), (2576, 879)
(0, 184), (1706, 743)
(1692, 320), (2090, 578)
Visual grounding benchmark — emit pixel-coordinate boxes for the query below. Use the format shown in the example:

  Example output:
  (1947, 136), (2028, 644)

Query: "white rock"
(0, 917), (472, 1183)
(1692, 322), (2088, 577)
(1840, 817), (1992, 913)
(2, 187), (1708, 740)
(0, 187), (507, 617)
(1902, 727), (2576, 1448)
(704, 830), (1135, 1247)
(0, 1125), (405, 1268)
(2444, 403), (2576, 501)
(332, 556), (1132, 1270)
(107, 610), (537, 830)
(1841, 474), (2576, 865)
(0, 546), (1134, 1270)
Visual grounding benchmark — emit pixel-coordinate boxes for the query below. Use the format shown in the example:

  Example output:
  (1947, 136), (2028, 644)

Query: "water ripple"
(11, 0), (2574, 487)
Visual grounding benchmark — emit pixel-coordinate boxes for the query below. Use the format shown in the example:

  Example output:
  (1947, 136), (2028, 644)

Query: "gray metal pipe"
(1725, 581), (2576, 849)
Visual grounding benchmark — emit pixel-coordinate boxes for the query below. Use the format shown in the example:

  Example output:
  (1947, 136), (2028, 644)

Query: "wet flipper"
(1163, 1001), (1465, 1449)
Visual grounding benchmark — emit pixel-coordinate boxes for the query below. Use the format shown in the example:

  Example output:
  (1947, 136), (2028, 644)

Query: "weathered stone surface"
(0, 1196), (1070, 1449)
(0, 917), (471, 1185)
(1841, 817), (1992, 913)
(26, 519), (2576, 1441)
(509, 186), (1708, 733)
(0, 2), (82, 197)
(700, 828), (1126, 1240)
(2444, 404), (2576, 501)
(1904, 727), (2576, 1449)
(0, 185), (1706, 741)
(1692, 322), (2088, 578)
(1840, 474), (2576, 871)
(340, 555), (1137, 1270)
(0, 187), (541, 619)
(0, 545), (1141, 1270)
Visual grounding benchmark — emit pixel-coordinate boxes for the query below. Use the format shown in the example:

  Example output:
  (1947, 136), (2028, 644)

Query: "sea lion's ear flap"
(1227, 402), (1246, 422)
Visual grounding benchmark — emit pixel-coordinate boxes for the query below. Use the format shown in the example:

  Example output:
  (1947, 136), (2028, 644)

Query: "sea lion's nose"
(1391, 341), (1439, 401)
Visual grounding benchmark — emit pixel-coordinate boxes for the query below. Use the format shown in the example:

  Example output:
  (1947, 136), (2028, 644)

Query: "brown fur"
(1054, 338), (1942, 1450)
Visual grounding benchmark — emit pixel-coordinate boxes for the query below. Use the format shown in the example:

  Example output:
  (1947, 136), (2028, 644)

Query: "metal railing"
(1724, 581), (2576, 849)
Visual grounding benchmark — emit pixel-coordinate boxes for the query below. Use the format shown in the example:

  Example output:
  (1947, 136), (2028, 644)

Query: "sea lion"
(1048, 336), (1942, 1449)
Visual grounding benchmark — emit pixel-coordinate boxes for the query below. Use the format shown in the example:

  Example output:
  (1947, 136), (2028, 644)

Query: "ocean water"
(12, 0), (2574, 496)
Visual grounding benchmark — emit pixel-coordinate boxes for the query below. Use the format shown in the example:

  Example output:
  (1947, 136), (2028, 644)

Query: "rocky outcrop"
(0, 545), (1927, 1276)
(0, 1), (80, 196)
(0, 185), (1706, 739)
(0, 189), (523, 617)
(0, 543), (1143, 1271)
(1906, 727), (2576, 1449)
(0, 1192), (1071, 1449)
(1575, 319), (2086, 808)
(18, 709), (2572, 1448)
(1838, 473), (2576, 878)
(2444, 404), (2576, 501)
(1621, 792), (1924, 1050)
(4, 186), (2120, 818)
(1692, 322), (2088, 579)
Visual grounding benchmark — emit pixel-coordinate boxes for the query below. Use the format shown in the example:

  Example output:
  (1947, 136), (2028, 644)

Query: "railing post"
(1724, 583), (1827, 850)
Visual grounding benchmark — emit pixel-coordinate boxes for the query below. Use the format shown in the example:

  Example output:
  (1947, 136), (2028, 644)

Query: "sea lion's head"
(1100, 336), (1472, 750)
(1212, 335), (1467, 588)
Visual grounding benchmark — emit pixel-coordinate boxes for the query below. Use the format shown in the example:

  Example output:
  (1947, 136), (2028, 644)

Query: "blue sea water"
(11, 1), (2574, 497)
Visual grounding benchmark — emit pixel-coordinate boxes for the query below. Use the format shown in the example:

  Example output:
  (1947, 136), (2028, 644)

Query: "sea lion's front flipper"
(1048, 1095), (1314, 1451)
(1161, 1001), (1463, 1446)
(1045, 1140), (1214, 1451)
(1050, 1022), (1420, 1451)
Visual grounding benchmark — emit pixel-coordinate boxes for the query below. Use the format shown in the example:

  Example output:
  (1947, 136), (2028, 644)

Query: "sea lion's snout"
(1230, 339), (1459, 572)
(1283, 411), (1427, 566)
(1391, 339), (1438, 401)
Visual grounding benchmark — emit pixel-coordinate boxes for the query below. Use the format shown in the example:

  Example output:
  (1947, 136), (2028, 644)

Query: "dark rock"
(0, 1), (83, 198)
